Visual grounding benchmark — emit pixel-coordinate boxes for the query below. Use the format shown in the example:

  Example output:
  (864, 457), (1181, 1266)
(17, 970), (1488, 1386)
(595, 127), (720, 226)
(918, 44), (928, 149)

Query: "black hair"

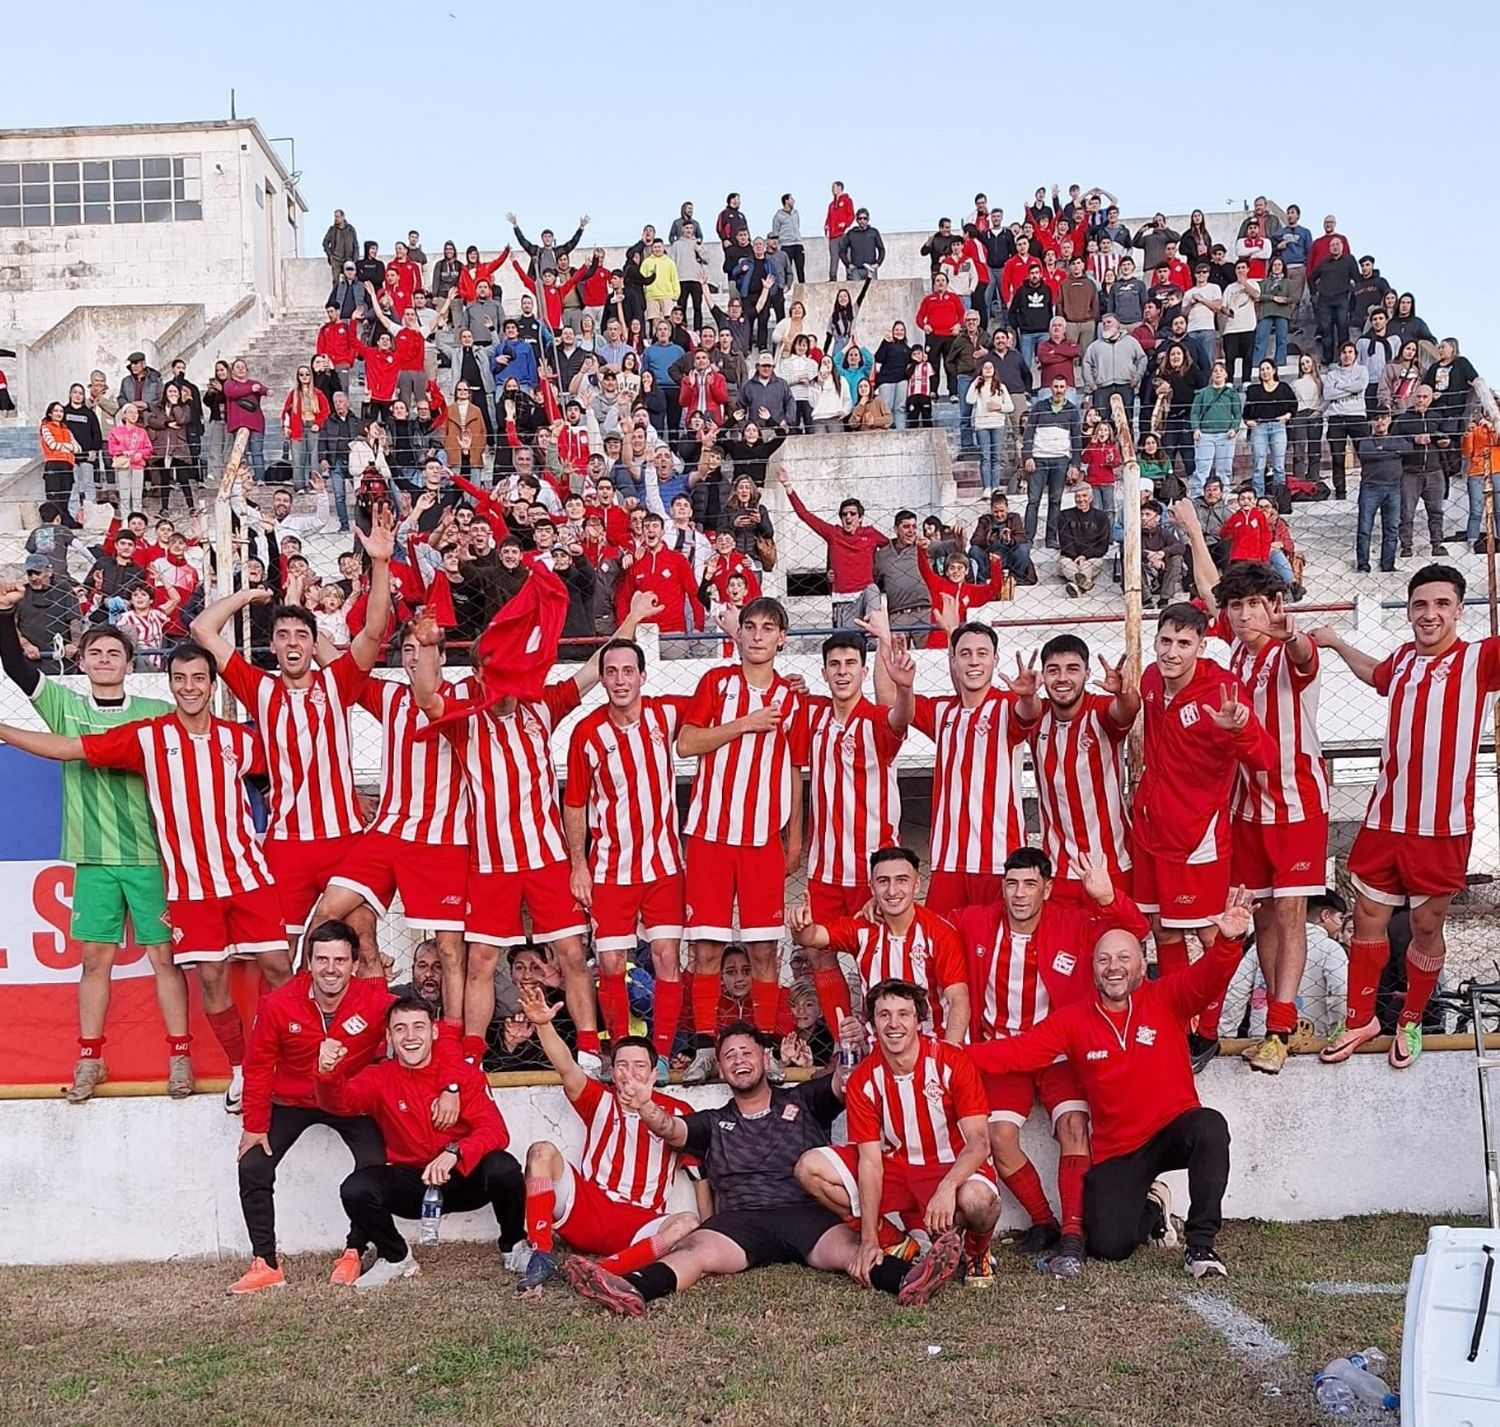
(1409, 563), (1465, 602)
(948, 620), (998, 652)
(269, 603), (318, 638)
(1309, 890), (1348, 918)
(1004, 847), (1053, 878)
(38, 501), (62, 523)
(599, 637), (645, 673)
(894, 509), (917, 526)
(77, 624), (135, 660)
(165, 640), (217, 679)
(1213, 561), (1287, 606)
(721, 946), (751, 969)
(740, 595), (789, 631)
(1157, 602), (1208, 636)
(386, 993), (436, 1023)
(1040, 633), (1090, 666)
(863, 978), (927, 1025)
(305, 919), (360, 958)
(821, 631), (868, 665)
(610, 1034), (657, 1065)
(715, 1018), (765, 1054)
(869, 845), (919, 874)
(838, 497), (865, 517)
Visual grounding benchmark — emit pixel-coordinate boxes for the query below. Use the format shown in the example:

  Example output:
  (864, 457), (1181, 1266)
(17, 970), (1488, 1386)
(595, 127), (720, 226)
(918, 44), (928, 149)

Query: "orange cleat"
(328, 1248), (363, 1286)
(227, 1256), (287, 1295)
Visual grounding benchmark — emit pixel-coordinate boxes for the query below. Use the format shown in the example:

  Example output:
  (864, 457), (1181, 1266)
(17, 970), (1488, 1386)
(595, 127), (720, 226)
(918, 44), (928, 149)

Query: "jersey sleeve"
(682, 668), (722, 728)
(28, 675), (75, 732)
(656, 694), (690, 738)
(563, 719), (594, 810)
(912, 693), (937, 739)
(680, 1109), (715, 1161)
(944, 1045), (989, 1121)
(1004, 690), (1039, 743)
(329, 650), (374, 703)
(823, 917), (863, 957)
(928, 918), (969, 989)
(566, 1071), (605, 1117)
(543, 677), (583, 725)
(1372, 651), (1397, 698)
(220, 649), (265, 709)
(1288, 638), (1320, 690)
(80, 721), (148, 772)
(872, 704), (907, 760)
(783, 690), (810, 766)
(1480, 637), (1500, 692)
(843, 1068), (882, 1145)
(356, 677), (398, 720)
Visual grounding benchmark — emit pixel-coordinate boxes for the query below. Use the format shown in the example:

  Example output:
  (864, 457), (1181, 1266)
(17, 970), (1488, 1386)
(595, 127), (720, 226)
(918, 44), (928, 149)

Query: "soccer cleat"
(328, 1248), (363, 1287)
(765, 1052), (787, 1086)
(1187, 1033), (1220, 1075)
(563, 1256), (646, 1318)
(166, 1055), (196, 1099)
(1184, 1245), (1228, 1279)
(1389, 1022), (1423, 1070)
(654, 1054), (671, 1087)
(227, 1256), (287, 1295)
(576, 1049), (604, 1079)
(516, 1249), (558, 1295)
(1243, 1035), (1288, 1075)
(896, 1229), (963, 1306)
(1007, 1221), (1061, 1257)
(1146, 1181), (1178, 1248)
(353, 1252), (421, 1292)
(680, 1046), (718, 1085)
(1318, 1015), (1381, 1064)
(962, 1253), (995, 1289)
(503, 1242), (535, 1275)
(224, 1065), (245, 1115)
(1040, 1232), (1087, 1279)
(886, 1234), (922, 1264)
(65, 1058), (107, 1104)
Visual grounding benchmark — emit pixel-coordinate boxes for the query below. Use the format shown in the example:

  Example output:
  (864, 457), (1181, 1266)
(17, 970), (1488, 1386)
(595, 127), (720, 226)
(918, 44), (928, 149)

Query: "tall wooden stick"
(1110, 394), (1144, 787)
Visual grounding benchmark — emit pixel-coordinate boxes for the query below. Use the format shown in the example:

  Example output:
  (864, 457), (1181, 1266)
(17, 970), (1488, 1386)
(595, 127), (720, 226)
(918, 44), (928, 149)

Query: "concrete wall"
(0, 1048), (1480, 1266)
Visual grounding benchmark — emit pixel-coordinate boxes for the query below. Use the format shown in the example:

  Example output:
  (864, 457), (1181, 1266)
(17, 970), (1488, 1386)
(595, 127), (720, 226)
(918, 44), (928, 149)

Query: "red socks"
(964, 1227), (994, 1263)
(1155, 937), (1189, 978)
(812, 967), (852, 1034)
(461, 1033), (488, 1063)
(524, 1178), (555, 1253)
(1000, 1161), (1056, 1228)
(1057, 1154), (1090, 1239)
(1345, 938), (1388, 1026)
(77, 1036), (105, 1060)
(575, 1028), (602, 1055)
(1400, 945), (1444, 1027)
(598, 971), (631, 1047)
(652, 978), (683, 1060)
(690, 970), (719, 1043)
(600, 1231), (670, 1277)
(1266, 999), (1298, 1036)
(165, 1034), (192, 1057)
(205, 1008), (246, 1066)
(749, 978), (779, 1035)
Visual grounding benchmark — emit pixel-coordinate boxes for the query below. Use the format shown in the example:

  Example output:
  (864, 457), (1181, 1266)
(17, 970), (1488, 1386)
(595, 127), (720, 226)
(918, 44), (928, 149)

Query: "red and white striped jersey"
(569, 1076), (693, 1213)
(913, 688), (1033, 874)
(82, 714), (272, 900)
(682, 666), (808, 847)
(362, 677), (470, 845)
(221, 650), (368, 842)
(823, 906), (968, 1035)
(804, 696), (904, 887)
(845, 1037), (987, 1167)
(564, 696), (685, 885)
(1365, 637), (1500, 837)
(1217, 622), (1328, 825)
(1030, 693), (1132, 883)
(979, 929), (1045, 1039)
(442, 680), (581, 872)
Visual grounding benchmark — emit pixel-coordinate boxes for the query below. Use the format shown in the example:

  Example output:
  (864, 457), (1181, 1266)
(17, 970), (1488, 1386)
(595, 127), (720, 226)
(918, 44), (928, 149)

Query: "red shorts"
(683, 836), (785, 943)
(982, 1061), (1089, 1128)
(591, 873), (686, 953)
(466, 861), (587, 947)
(1231, 815), (1328, 900)
(553, 1162), (667, 1256)
(925, 869), (1006, 916)
(168, 885), (287, 963)
(1132, 847), (1229, 928)
(262, 836), (350, 935)
(1348, 826), (1473, 908)
(329, 830), (469, 930)
(818, 1144), (998, 1221)
(807, 879), (870, 923)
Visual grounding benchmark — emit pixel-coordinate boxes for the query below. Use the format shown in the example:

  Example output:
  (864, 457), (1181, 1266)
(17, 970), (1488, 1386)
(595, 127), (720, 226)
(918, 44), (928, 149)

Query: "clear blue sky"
(9, 1), (1499, 373)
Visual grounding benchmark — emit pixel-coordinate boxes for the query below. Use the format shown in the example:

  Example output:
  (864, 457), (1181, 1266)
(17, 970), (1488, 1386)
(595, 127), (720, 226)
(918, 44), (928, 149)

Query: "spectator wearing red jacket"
(1001, 239), (1041, 306)
(316, 994), (524, 1286)
(1219, 488), (1273, 562)
(678, 349), (729, 425)
(364, 300), (429, 408)
(456, 244), (510, 303)
(613, 511), (705, 635)
(824, 181), (855, 279)
(316, 307), (360, 391)
(915, 274), (967, 400)
(917, 544), (1008, 648)
(777, 466), (888, 621)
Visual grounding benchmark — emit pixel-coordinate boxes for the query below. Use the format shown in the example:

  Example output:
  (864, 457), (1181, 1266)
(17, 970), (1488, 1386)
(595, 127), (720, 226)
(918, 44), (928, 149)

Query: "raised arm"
(191, 587), (273, 668)
(348, 506), (395, 671)
(0, 723), (87, 761)
(1309, 627), (1380, 687)
(1168, 498), (1220, 615)
(517, 984), (587, 1098)
(571, 589), (663, 697)
(409, 615), (447, 718)
(363, 284), (400, 335)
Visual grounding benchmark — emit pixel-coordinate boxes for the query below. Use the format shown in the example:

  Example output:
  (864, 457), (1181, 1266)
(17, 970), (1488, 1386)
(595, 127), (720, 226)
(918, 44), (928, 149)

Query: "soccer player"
(0, 643), (291, 1112)
(1031, 634), (1138, 899)
(801, 632), (914, 928)
(1179, 510), (1329, 1075)
(564, 637), (687, 1080)
(968, 890), (1255, 1279)
(676, 597), (808, 1083)
(789, 845), (970, 1043)
(1133, 604), (1277, 1070)
(798, 980), (998, 1288)
(950, 848), (1148, 1279)
(509, 984), (699, 1295)
(1312, 564), (1500, 1068)
(189, 509), (395, 958)
(561, 1021), (962, 1316)
(0, 596), (186, 1102)
(315, 995), (524, 1290)
(412, 594), (663, 1072)
(312, 620), (471, 1017)
(231, 919), (408, 1295)
(870, 609), (1040, 915)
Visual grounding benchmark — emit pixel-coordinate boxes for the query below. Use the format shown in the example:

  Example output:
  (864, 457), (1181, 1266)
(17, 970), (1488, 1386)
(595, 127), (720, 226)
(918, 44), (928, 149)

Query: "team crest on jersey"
(923, 1079), (946, 1107)
(1429, 662), (1450, 683)
(781, 1104), (800, 1121)
(1135, 1025), (1157, 1046)
(1255, 666), (1273, 693)
(649, 724), (666, 746)
(288, 1021), (302, 1033)
(975, 711), (993, 736)
(841, 732), (858, 759)
(1052, 952), (1076, 975)
(309, 684), (328, 714)
(342, 1015), (368, 1035)
(171, 925), (183, 943)
(1179, 703), (1200, 727)
(398, 1101), (409, 1112)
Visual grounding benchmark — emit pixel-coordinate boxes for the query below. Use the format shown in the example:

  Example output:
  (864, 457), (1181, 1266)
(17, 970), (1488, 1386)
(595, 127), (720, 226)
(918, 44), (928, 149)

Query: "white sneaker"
(577, 1050), (604, 1078)
(1146, 1180), (1178, 1248)
(224, 1065), (245, 1116)
(353, 1252), (421, 1291)
(765, 1052), (787, 1086)
(680, 1046), (718, 1085)
(504, 1242), (535, 1275)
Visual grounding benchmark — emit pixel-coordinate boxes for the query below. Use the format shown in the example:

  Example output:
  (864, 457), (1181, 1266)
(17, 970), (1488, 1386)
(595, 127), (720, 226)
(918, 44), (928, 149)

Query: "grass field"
(0, 1215), (1440, 1427)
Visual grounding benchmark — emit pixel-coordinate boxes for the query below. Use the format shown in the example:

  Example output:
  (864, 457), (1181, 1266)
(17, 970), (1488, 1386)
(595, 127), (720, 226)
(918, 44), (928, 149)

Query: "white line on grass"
(1178, 1290), (1291, 1364)
(1299, 1281), (1405, 1297)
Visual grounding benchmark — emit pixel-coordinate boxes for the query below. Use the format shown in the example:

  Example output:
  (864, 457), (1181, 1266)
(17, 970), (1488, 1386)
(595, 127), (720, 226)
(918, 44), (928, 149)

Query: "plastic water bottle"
(419, 1186), (443, 1246)
(1349, 1348), (1388, 1374)
(837, 1014), (862, 1072)
(1321, 1358), (1398, 1411)
(1312, 1374), (1356, 1417)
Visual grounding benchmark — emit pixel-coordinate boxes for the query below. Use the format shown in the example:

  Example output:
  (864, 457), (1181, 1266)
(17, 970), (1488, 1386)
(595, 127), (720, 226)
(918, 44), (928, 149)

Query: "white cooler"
(1402, 1225), (1500, 1426)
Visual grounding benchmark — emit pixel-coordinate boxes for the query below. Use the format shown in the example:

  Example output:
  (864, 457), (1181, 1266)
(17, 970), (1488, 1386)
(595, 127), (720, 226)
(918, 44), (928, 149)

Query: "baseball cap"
(24, 552), (49, 573)
(756, 352), (774, 365)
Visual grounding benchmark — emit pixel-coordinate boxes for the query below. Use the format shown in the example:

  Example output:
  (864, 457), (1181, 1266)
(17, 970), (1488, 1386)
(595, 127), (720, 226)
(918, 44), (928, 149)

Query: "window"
(0, 154), (203, 227)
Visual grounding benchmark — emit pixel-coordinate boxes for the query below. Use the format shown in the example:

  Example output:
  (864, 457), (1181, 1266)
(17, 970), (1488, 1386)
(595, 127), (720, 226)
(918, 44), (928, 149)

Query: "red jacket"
(916, 291), (966, 338)
(1221, 508), (1272, 563)
(969, 937), (1245, 1161)
(316, 1045), (508, 1169)
(316, 319), (358, 367)
(382, 271), (413, 318)
(1001, 254), (1040, 305)
(917, 547), (1006, 649)
(281, 388), (330, 440)
(679, 368), (729, 424)
(614, 545), (704, 633)
(786, 489), (887, 594)
(511, 260), (591, 331)
(242, 972), (393, 1134)
(388, 258), (422, 301)
(457, 249), (510, 303)
(705, 548), (762, 603)
(825, 194), (854, 240)
(578, 264), (611, 307)
(393, 325), (426, 373)
(352, 338), (401, 402)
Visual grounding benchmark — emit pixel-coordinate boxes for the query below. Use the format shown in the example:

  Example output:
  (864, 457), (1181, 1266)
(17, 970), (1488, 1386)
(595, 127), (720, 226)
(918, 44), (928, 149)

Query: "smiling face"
(601, 644), (644, 710)
(1408, 578), (1463, 654)
(1041, 649), (1088, 712)
(271, 614), (315, 679)
(309, 935), (355, 1000)
(389, 1005), (435, 1068)
(869, 855), (918, 920)
(715, 1028), (766, 1092)
(169, 653), (216, 720)
(821, 642), (865, 703)
(1153, 620), (1203, 685)
(1093, 930), (1147, 1006)
(950, 629), (996, 694)
(871, 990), (921, 1060)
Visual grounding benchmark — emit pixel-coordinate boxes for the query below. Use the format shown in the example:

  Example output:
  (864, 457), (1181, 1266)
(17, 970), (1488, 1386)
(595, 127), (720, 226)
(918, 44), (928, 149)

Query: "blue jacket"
(1272, 224), (1312, 267)
(491, 338), (538, 391)
(643, 340), (686, 389)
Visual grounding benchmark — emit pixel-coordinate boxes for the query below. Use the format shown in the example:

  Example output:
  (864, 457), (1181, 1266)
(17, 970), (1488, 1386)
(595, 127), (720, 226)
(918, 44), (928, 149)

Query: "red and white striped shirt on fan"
(804, 696), (905, 887)
(565, 695), (686, 885)
(682, 667), (808, 847)
(1215, 619), (1328, 825)
(845, 1037), (987, 1167)
(361, 677), (470, 845)
(569, 1076), (693, 1213)
(442, 681), (581, 872)
(1030, 693), (1132, 883)
(1365, 637), (1500, 837)
(82, 715), (272, 900)
(913, 689), (1033, 874)
(823, 907), (968, 1035)
(220, 651), (368, 841)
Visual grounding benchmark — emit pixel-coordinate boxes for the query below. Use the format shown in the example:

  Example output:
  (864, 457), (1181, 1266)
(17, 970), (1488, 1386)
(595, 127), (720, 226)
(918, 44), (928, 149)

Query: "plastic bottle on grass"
(420, 1186), (443, 1246)
(1349, 1348), (1388, 1374)
(1321, 1358), (1398, 1411)
(1312, 1374), (1356, 1417)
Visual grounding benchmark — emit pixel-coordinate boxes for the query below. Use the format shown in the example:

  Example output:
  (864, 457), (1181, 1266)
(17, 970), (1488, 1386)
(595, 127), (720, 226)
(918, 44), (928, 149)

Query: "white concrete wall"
(0, 1049), (1480, 1266)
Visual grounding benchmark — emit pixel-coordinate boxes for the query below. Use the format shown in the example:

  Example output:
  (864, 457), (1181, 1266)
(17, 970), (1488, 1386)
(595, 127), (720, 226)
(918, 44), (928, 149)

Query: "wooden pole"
(1110, 394), (1144, 787)
(214, 429), (250, 717)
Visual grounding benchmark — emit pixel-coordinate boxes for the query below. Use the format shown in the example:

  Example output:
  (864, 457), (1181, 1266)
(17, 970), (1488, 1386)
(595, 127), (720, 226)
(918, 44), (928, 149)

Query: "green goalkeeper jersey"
(29, 675), (172, 867)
